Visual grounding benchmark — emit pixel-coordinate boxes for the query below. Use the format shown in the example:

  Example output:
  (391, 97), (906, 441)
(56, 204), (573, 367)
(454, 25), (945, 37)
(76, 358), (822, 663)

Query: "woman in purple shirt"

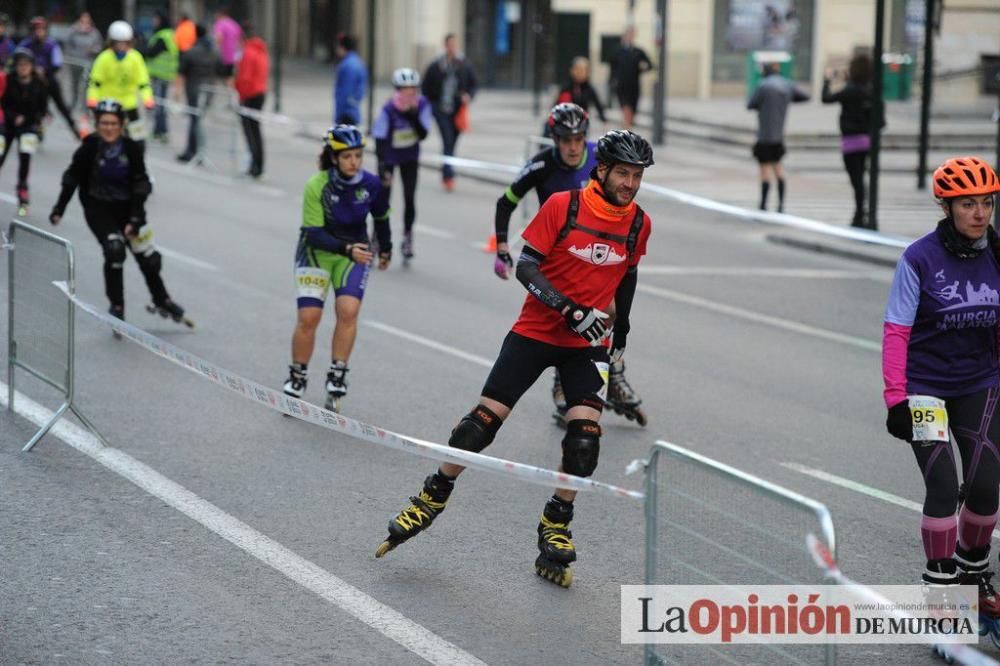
(882, 156), (1000, 630)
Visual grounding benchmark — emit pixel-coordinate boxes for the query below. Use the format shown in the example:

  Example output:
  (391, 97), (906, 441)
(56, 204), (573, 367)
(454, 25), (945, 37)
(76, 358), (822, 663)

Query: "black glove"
(886, 400), (913, 441)
(494, 249), (513, 279)
(563, 301), (611, 346)
(610, 329), (627, 363)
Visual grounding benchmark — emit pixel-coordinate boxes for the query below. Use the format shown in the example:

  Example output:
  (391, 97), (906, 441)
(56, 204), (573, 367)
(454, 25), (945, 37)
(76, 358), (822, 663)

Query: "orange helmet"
(933, 156), (1000, 199)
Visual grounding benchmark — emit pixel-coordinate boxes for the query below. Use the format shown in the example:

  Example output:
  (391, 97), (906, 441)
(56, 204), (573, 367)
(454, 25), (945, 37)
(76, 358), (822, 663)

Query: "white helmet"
(392, 68), (420, 88)
(108, 20), (134, 42)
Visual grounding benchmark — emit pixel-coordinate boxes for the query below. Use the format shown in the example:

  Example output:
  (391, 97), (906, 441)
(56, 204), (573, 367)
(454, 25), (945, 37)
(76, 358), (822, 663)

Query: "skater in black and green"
(376, 130), (655, 587)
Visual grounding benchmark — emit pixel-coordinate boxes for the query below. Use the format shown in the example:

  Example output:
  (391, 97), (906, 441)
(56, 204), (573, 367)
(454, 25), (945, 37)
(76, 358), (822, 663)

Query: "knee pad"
(103, 234), (126, 267)
(562, 419), (601, 477)
(135, 248), (162, 274)
(448, 404), (503, 453)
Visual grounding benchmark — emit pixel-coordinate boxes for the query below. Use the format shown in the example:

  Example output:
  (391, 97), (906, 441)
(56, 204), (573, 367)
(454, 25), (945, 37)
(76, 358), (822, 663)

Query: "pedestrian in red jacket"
(233, 24), (269, 178)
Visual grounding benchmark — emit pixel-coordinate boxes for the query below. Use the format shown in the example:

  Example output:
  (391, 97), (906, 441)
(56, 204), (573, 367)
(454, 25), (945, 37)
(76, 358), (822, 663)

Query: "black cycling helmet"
(595, 129), (654, 168)
(93, 98), (126, 121)
(11, 47), (35, 65)
(547, 103), (589, 138)
(325, 124), (365, 153)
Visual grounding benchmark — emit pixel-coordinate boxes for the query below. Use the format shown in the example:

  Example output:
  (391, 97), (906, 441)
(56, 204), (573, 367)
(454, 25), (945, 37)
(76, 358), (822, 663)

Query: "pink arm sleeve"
(882, 322), (911, 407)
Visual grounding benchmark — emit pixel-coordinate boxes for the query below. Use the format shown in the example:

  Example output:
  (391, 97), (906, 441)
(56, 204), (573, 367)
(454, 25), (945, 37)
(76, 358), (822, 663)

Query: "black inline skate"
(606, 359), (647, 426)
(109, 304), (125, 340)
(375, 472), (454, 558)
(535, 496), (576, 588)
(146, 299), (194, 328)
(282, 363), (307, 399)
(956, 545), (1000, 648)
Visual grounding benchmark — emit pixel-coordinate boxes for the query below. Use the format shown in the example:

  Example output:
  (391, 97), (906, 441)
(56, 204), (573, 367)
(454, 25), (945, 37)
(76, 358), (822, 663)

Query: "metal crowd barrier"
(641, 441), (837, 665)
(5, 220), (108, 451)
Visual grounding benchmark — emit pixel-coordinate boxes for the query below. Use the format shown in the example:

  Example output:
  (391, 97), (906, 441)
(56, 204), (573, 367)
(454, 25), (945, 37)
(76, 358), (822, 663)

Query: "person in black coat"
(50, 99), (187, 324)
(610, 27), (652, 129)
(421, 33), (477, 190)
(1, 48), (48, 211)
(822, 53), (885, 228)
(552, 57), (606, 129)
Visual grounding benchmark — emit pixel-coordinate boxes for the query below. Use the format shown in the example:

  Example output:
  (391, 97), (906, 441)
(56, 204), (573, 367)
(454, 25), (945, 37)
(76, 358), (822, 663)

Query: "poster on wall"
(725, 0), (802, 53)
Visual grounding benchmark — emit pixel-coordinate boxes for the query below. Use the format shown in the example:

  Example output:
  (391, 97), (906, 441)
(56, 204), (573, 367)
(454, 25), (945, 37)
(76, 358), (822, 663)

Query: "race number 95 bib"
(908, 395), (949, 442)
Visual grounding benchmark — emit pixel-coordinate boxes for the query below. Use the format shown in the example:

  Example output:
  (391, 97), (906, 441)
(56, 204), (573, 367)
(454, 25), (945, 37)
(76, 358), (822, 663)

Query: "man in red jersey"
(376, 130), (654, 588)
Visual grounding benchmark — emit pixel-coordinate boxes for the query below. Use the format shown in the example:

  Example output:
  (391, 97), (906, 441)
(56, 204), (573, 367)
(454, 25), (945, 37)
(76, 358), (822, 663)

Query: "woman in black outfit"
(1, 48), (48, 214)
(554, 57), (606, 125)
(822, 53), (883, 228)
(49, 99), (188, 326)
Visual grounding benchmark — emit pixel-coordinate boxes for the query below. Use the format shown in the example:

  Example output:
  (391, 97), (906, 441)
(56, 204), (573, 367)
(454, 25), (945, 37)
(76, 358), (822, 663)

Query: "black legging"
(381, 160), (419, 233)
(0, 126), (34, 191)
(44, 71), (77, 137)
(83, 199), (170, 309)
(842, 151), (867, 225)
(240, 94), (265, 176)
(912, 386), (1000, 518)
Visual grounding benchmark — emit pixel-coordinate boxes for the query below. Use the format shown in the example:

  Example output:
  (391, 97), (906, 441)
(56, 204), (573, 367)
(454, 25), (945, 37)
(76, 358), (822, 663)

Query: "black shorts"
(753, 141), (786, 163)
(481, 332), (609, 411)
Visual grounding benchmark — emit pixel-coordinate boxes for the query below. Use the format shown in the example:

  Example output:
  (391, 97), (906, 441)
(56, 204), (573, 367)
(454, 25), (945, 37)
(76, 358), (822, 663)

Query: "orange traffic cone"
(481, 233), (497, 253)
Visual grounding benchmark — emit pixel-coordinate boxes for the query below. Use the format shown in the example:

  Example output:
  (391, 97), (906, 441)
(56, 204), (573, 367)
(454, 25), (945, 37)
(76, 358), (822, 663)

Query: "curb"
(766, 233), (901, 268)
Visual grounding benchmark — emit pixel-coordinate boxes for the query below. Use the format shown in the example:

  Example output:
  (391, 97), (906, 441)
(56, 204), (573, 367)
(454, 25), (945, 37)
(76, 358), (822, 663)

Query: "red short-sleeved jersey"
(512, 180), (651, 348)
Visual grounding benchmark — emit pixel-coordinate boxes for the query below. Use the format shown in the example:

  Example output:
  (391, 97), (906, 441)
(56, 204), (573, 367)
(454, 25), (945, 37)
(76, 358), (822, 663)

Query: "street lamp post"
(868, 0), (886, 231)
(652, 0), (668, 145)
(916, 0), (935, 190)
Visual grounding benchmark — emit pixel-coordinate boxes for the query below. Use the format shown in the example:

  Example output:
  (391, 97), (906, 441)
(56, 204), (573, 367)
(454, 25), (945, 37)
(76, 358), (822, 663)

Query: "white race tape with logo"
(55, 283), (643, 501)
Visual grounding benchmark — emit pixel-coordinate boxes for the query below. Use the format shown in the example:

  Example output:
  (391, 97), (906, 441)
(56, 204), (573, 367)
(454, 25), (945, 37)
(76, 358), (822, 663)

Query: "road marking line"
(414, 226), (455, 239)
(158, 247), (220, 272)
(636, 283), (882, 352)
(0, 380), (486, 666)
(639, 265), (887, 280)
(363, 320), (494, 368)
(146, 158), (286, 198)
(781, 462), (1000, 541)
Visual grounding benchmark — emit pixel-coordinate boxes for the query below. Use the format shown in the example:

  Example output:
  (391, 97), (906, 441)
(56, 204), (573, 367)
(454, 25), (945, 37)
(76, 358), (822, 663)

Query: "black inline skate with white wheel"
(606, 359), (647, 426)
(325, 361), (348, 412)
(146, 299), (194, 328)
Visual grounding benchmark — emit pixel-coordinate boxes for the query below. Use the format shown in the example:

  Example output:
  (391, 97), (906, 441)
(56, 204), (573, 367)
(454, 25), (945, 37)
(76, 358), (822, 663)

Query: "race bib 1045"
(908, 395), (949, 442)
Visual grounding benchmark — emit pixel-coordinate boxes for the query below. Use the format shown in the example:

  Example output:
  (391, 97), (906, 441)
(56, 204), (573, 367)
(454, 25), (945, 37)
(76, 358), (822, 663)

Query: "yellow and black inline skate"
(375, 472), (454, 558)
(535, 496), (576, 588)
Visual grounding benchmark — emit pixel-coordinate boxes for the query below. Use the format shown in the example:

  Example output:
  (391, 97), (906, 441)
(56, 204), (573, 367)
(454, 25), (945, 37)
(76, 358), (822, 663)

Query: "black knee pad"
(135, 248), (162, 274)
(448, 404), (503, 453)
(562, 419), (601, 477)
(103, 234), (126, 267)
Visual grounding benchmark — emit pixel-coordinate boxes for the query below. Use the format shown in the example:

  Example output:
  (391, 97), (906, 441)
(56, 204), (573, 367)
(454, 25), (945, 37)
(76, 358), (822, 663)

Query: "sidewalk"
(272, 59), (995, 245)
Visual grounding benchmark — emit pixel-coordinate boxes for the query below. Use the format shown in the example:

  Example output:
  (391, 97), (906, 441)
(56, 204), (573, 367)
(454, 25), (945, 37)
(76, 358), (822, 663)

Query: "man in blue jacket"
(334, 34), (366, 125)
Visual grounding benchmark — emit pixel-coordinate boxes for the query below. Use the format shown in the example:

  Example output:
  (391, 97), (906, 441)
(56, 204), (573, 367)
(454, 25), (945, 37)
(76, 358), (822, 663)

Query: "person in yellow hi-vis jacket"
(86, 20), (154, 149)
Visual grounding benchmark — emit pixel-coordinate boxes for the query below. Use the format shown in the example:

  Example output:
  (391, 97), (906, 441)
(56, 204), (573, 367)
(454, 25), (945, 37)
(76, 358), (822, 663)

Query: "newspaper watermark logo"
(621, 585), (978, 644)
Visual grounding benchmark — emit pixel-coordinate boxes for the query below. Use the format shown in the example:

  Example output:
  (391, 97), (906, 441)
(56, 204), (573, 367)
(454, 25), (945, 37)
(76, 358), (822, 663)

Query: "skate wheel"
(112, 330), (123, 341)
(932, 644), (955, 663)
(552, 411), (567, 429)
(181, 317), (195, 329)
(535, 555), (573, 588)
(634, 409), (648, 427)
(990, 621), (1000, 650)
(325, 397), (342, 413)
(145, 304), (160, 316)
(375, 540), (396, 559)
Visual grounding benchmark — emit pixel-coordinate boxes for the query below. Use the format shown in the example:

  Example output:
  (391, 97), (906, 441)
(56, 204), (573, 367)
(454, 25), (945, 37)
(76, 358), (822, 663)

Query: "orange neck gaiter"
(580, 179), (637, 223)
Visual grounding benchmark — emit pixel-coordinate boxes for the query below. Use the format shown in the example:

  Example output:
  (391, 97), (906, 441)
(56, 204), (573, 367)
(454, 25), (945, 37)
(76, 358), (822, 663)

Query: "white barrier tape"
(640, 183), (910, 249)
(54, 282), (643, 501)
(806, 533), (998, 666)
(418, 147), (911, 250)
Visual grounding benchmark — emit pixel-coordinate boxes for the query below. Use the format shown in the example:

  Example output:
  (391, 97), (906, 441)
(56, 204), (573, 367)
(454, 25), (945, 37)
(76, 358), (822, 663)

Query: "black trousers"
(83, 200), (170, 309)
(380, 160), (419, 232)
(843, 151), (868, 224)
(240, 94), (265, 176)
(0, 125), (34, 190)
(45, 71), (77, 135)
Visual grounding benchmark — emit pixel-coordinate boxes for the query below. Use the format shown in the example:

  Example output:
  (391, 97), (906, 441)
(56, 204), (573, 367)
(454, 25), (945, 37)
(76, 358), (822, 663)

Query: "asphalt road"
(0, 120), (985, 665)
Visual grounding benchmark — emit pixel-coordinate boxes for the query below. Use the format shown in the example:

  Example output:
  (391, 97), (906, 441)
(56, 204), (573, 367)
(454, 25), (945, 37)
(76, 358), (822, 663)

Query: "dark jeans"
(240, 94), (265, 176)
(152, 78), (170, 136)
(432, 107), (458, 180)
(183, 88), (201, 157)
(843, 151), (868, 226)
